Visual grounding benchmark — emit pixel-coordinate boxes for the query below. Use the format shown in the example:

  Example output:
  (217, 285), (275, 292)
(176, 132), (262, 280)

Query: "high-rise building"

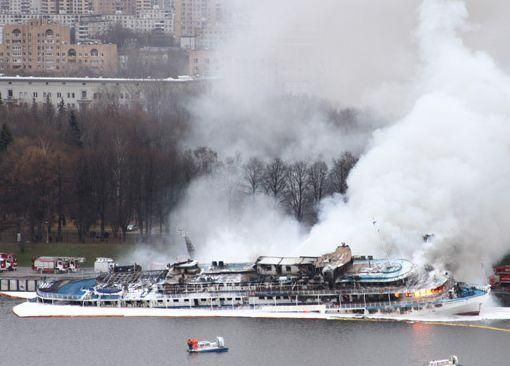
(40, 0), (59, 14)
(0, 19), (118, 74)
(136, 0), (152, 14)
(90, 0), (115, 15)
(173, 0), (231, 49)
(40, 0), (89, 15)
(0, 0), (41, 14)
(103, 12), (173, 35)
(90, 0), (139, 15)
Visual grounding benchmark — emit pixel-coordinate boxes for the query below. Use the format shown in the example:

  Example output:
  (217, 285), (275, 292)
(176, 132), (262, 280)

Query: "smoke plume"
(303, 0), (510, 281)
(167, 0), (510, 282)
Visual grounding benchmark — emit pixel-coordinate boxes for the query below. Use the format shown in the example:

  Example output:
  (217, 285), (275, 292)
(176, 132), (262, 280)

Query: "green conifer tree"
(0, 123), (13, 152)
(68, 110), (83, 148)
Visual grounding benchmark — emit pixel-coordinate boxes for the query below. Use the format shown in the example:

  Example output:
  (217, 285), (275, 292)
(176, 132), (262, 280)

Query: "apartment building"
(173, 0), (233, 49)
(0, 19), (118, 75)
(0, 0), (41, 14)
(136, 0), (152, 14)
(90, 0), (137, 15)
(40, 0), (90, 15)
(104, 9), (173, 34)
(90, 0), (115, 15)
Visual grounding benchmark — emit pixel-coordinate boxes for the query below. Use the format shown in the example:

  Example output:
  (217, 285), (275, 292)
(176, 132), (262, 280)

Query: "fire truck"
(32, 256), (85, 273)
(490, 265), (510, 290)
(0, 253), (17, 272)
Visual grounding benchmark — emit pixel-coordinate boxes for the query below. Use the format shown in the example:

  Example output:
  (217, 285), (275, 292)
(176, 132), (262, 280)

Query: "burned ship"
(32, 243), (489, 318)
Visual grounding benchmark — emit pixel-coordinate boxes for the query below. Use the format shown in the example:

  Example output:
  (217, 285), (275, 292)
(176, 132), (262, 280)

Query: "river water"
(1, 299), (509, 366)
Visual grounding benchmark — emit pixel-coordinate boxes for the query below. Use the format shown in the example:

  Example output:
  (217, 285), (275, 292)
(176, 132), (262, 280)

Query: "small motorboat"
(187, 337), (229, 353)
(428, 355), (460, 366)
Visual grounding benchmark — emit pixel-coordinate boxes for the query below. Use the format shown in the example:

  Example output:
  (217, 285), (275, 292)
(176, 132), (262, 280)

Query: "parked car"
(127, 224), (138, 232)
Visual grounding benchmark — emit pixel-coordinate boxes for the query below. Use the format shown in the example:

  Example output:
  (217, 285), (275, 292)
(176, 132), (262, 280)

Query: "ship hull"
(188, 347), (228, 353)
(13, 291), (490, 320)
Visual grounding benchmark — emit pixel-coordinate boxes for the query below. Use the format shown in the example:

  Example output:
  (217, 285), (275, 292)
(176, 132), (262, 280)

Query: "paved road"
(0, 266), (96, 280)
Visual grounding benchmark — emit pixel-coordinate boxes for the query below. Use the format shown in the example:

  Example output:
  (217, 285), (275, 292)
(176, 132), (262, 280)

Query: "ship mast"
(372, 218), (392, 265)
(177, 228), (196, 260)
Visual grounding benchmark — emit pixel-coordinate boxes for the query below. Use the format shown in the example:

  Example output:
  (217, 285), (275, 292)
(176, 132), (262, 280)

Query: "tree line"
(0, 97), (359, 243)
(241, 154), (357, 222)
(0, 97), (190, 243)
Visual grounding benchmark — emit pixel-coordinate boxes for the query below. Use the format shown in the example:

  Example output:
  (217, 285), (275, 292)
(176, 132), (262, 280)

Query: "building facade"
(0, 0), (41, 14)
(104, 9), (173, 35)
(0, 75), (204, 110)
(188, 48), (220, 77)
(0, 19), (118, 75)
(173, 0), (233, 49)
(40, 0), (90, 15)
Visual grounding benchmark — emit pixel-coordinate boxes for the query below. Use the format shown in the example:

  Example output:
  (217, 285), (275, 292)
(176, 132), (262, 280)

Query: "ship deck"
(341, 259), (415, 283)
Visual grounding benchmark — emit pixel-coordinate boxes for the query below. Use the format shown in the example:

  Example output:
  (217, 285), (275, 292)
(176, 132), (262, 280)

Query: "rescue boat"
(428, 355), (460, 366)
(187, 337), (228, 353)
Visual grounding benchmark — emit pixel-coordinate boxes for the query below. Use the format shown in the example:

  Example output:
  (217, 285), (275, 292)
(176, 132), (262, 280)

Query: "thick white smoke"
(165, 0), (510, 283)
(184, 0), (423, 159)
(303, 0), (510, 281)
(169, 160), (304, 262)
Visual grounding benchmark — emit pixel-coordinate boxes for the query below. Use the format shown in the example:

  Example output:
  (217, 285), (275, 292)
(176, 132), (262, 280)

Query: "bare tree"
(243, 157), (265, 194)
(183, 146), (219, 181)
(308, 160), (328, 205)
(262, 158), (288, 202)
(328, 152), (358, 195)
(285, 161), (310, 221)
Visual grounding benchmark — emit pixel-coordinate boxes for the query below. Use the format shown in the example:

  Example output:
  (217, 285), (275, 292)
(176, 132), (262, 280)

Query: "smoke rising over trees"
(0, 94), (360, 245)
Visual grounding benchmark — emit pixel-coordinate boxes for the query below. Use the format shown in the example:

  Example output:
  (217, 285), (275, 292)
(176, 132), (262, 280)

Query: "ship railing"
(161, 283), (447, 297)
(36, 289), (85, 301)
(324, 296), (448, 311)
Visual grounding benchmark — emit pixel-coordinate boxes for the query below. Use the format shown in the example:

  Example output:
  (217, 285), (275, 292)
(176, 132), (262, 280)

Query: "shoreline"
(0, 291), (37, 300)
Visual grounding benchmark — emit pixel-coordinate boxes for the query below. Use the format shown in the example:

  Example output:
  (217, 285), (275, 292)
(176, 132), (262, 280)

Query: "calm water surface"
(1, 300), (509, 366)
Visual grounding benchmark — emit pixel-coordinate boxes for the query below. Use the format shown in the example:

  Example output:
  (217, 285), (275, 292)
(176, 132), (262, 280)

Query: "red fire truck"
(490, 265), (510, 290)
(0, 253), (17, 272)
(32, 256), (85, 273)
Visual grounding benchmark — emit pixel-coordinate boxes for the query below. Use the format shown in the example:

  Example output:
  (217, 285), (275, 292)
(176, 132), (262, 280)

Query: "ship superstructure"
(33, 244), (489, 318)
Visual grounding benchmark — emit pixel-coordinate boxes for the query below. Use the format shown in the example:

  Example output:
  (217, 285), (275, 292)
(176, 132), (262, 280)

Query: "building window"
(81, 91), (87, 99)
(8, 89), (13, 98)
(33, 92), (37, 98)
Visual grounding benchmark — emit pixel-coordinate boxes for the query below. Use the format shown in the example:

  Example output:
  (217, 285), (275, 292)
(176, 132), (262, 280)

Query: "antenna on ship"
(177, 228), (196, 260)
(372, 218), (392, 265)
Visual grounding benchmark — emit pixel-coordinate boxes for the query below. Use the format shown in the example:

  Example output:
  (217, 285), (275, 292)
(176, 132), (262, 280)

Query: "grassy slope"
(0, 243), (138, 267)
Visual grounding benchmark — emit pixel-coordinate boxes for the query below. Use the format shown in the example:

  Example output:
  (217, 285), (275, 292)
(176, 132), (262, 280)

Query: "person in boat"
(187, 339), (193, 351)
(192, 338), (198, 350)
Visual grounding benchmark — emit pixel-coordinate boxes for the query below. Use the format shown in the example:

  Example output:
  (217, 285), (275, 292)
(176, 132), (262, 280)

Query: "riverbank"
(0, 243), (139, 267)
